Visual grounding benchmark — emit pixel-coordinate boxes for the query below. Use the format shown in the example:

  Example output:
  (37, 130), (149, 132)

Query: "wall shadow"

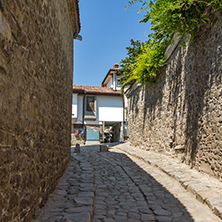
(183, 19), (222, 166)
(81, 145), (195, 221)
(129, 87), (140, 122)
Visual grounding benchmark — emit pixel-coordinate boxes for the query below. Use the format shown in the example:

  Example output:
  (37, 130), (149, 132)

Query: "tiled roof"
(73, 84), (122, 96)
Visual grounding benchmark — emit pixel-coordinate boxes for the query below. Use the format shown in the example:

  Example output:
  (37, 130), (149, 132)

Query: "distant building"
(72, 64), (128, 144)
(102, 63), (121, 90)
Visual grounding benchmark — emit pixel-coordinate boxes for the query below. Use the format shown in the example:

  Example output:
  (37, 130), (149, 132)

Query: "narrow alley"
(32, 144), (221, 222)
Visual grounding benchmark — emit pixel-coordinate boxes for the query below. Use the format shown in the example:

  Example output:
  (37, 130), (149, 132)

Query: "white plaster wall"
(97, 96), (123, 122)
(73, 94), (124, 124)
(107, 77), (113, 89)
(75, 95), (84, 124)
(123, 85), (130, 108)
(72, 94), (78, 118)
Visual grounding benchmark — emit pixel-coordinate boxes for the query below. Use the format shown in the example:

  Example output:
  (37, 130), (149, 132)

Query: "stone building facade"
(0, 0), (80, 221)
(127, 15), (222, 179)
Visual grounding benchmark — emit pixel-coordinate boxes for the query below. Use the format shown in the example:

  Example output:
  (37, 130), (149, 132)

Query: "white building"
(72, 64), (128, 144)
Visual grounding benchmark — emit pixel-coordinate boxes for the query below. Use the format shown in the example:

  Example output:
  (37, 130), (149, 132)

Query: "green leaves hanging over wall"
(120, 0), (222, 87)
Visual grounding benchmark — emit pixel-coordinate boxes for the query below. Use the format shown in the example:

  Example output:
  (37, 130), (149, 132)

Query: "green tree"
(119, 39), (146, 87)
(128, 0), (222, 42)
(120, 0), (222, 87)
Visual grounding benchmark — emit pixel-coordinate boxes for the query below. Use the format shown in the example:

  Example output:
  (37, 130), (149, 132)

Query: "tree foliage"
(128, 0), (222, 42)
(119, 39), (146, 87)
(120, 0), (222, 87)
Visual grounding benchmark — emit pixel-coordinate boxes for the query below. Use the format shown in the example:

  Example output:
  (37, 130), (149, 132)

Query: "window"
(116, 75), (121, 87)
(85, 96), (97, 119)
(86, 96), (95, 112)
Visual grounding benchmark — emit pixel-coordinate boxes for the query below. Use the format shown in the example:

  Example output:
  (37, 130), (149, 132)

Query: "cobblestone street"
(33, 144), (222, 222)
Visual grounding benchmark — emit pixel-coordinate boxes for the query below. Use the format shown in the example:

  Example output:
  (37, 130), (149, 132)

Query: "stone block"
(175, 145), (185, 151)
(75, 144), (80, 153)
(0, 11), (12, 41)
(100, 145), (109, 152)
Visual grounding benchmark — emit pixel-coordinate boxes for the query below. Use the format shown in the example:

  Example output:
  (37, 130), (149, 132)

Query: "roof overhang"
(73, 90), (121, 97)
(73, 88), (85, 94)
(102, 73), (113, 87)
(102, 68), (120, 86)
(66, 0), (81, 36)
(73, 85), (122, 97)
(85, 92), (121, 96)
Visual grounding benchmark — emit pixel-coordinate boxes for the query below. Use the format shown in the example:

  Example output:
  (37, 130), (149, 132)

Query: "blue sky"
(73, 0), (151, 86)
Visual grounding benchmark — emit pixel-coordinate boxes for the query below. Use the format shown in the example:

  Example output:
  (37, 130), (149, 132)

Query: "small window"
(116, 75), (121, 87)
(86, 96), (95, 112)
(85, 96), (97, 120)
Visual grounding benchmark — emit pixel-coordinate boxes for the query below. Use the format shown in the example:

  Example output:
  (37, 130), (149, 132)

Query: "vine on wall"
(120, 0), (222, 87)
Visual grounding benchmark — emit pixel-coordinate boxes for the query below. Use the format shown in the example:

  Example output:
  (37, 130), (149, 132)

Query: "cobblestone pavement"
(115, 142), (222, 220)
(33, 144), (222, 222)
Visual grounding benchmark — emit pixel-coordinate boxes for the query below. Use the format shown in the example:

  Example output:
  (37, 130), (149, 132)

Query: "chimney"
(114, 64), (119, 68)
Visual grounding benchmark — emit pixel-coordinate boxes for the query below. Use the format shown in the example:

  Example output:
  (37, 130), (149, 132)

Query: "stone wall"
(71, 133), (85, 146)
(0, 1), (77, 221)
(128, 16), (222, 179)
